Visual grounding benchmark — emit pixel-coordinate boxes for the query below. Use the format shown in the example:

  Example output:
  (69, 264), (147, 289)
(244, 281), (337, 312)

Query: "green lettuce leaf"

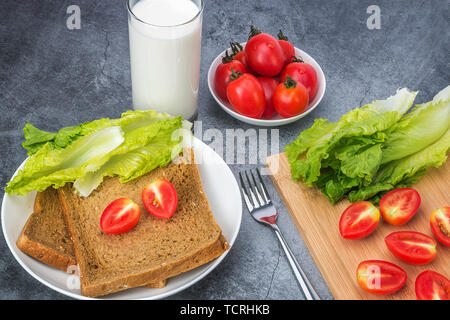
(286, 88), (417, 187)
(6, 110), (187, 196)
(73, 119), (191, 197)
(6, 126), (125, 195)
(349, 127), (450, 202)
(381, 85), (450, 164)
(22, 109), (177, 155)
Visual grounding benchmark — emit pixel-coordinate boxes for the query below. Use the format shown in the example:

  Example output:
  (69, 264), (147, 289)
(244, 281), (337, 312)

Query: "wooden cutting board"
(266, 153), (450, 300)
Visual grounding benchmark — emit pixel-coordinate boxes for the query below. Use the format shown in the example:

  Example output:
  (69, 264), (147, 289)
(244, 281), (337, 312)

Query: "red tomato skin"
(273, 81), (309, 118)
(278, 40), (295, 65)
(415, 270), (450, 300)
(339, 201), (380, 240)
(280, 62), (318, 99)
(385, 231), (437, 265)
(245, 33), (284, 77)
(357, 260), (407, 295)
(256, 77), (278, 118)
(100, 198), (140, 235)
(214, 60), (246, 100)
(380, 188), (421, 226)
(226, 73), (266, 119)
(430, 206), (450, 247)
(233, 51), (252, 72)
(142, 179), (178, 219)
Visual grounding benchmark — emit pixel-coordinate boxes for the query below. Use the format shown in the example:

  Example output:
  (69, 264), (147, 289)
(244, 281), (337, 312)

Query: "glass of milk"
(127, 0), (203, 120)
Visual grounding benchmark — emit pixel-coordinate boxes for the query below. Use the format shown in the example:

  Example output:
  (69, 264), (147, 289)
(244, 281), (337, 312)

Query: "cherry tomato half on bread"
(214, 50), (247, 100)
(379, 188), (421, 226)
(100, 198), (140, 234)
(226, 71), (266, 119)
(277, 30), (295, 66)
(280, 58), (318, 100)
(430, 206), (450, 247)
(356, 260), (407, 295)
(245, 26), (284, 77)
(142, 179), (178, 219)
(256, 77), (278, 118)
(273, 76), (309, 118)
(339, 201), (380, 239)
(415, 270), (450, 300)
(385, 231), (437, 265)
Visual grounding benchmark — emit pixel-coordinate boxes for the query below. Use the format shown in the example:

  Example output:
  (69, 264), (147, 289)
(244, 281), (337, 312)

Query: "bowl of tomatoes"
(207, 27), (326, 126)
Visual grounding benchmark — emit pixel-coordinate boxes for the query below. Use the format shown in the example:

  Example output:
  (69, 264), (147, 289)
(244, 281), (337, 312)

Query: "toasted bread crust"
(17, 189), (77, 272)
(16, 217), (77, 272)
(59, 150), (229, 297)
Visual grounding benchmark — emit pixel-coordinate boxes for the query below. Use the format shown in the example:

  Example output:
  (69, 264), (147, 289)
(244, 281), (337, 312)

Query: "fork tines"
(238, 168), (271, 212)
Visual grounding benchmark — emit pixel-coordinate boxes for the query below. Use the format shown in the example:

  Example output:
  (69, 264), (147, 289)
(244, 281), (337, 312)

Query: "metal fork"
(239, 168), (321, 300)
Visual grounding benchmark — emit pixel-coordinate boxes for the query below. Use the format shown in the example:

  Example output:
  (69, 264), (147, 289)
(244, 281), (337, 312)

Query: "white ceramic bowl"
(207, 43), (326, 127)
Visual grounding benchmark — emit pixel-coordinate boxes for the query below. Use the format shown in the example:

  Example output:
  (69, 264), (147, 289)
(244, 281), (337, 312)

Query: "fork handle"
(273, 228), (321, 300)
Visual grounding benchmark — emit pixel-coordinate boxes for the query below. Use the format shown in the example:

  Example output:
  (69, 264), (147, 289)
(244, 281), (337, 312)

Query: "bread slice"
(59, 151), (229, 297)
(17, 188), (77, 271)
(17, 188), (166, 288)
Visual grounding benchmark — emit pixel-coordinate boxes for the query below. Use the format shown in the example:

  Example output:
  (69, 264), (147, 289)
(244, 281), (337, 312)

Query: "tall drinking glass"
(127, 0), (203, 120)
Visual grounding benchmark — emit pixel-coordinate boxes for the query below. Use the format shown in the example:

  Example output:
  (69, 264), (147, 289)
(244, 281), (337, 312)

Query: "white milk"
(128, 0), (202, 120)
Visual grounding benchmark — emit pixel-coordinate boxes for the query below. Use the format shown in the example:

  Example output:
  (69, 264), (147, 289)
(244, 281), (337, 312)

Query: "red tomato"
(379, 188), (421, 226)
(415, 270), (450, 300)
(339, 201), (380, 240)
(214, 50), (246, 100)
(142, 179), (178, 219)
(256, 77), (278, 118)
(230, 41), (252, 72)
(385, 231), (437, 265)
(277, 30), (295, 66)
(245, 26), (284, 77)
(357, 260), (407, 295)
(280, 60), (318, 99)
(273, 76), (309, 118)
(226, 72), (266, 119)
(100, 198), (140, 234)
(430, 206), (450, 247)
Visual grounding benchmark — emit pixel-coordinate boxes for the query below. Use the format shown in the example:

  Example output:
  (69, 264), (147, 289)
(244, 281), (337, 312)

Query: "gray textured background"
(0, 0), (448, 300)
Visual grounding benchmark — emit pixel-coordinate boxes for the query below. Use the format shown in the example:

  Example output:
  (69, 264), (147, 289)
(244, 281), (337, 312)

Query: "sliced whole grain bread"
(58, 150), (229, 297)
(17, 188), (77, 271)
(16, 188), (166, 289)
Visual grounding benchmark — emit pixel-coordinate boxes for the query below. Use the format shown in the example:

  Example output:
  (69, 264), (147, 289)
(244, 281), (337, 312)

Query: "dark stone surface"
(0, 0), (448, 299)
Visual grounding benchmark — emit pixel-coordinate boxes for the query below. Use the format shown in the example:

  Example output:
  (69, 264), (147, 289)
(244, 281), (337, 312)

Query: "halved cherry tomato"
(256, 77), (278, 118)
(430, 206), (450, 247)
(385, 231), (437, 265)
(227, 71), (266, 119)
(280, 59), (318, 100)
(339, 201), (380, 239)
(379, 188), (421, 226)
(214, 50), (247, 100)
(100, 198), (140, 234)
(277, 30), (295, 66)
(142, 179), (178, 219)
(245, 26), (284, 77)
(415, 270), (450, 300)
(357, 260), (407, 295)
(273, 76), (309, 118)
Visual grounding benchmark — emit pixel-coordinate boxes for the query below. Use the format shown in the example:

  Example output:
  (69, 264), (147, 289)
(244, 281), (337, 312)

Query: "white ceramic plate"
(1, 137), (242, 300)
(208, 43), (326, 127)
